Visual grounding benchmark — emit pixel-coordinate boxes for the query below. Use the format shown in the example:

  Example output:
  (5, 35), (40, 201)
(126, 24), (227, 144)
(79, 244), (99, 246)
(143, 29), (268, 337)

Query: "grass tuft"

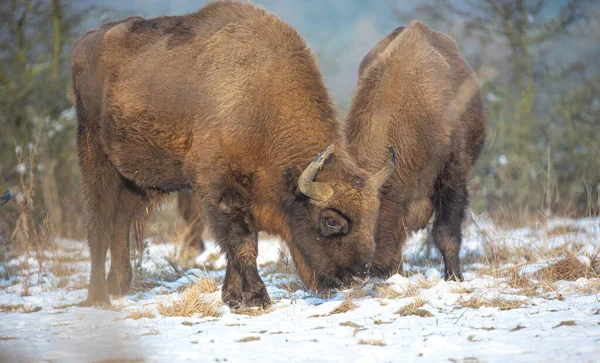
(237, 336), (260, 342)
(535, 255), (594, 282)
(359, 339), (386, 347)
(157, 278), (222, 317)
(339, 321), (362, 328)
(459, 296), (527, 310)
(329, 295), (358, 315)
(396, 298), (432, 317)
(126, 308), (155, 320)
(0, 304), (42, 314)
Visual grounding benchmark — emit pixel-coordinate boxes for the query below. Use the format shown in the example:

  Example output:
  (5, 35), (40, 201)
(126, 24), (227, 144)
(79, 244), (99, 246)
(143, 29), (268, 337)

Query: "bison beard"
(72, 2), (394, 308)
(346, 21), (486, 281)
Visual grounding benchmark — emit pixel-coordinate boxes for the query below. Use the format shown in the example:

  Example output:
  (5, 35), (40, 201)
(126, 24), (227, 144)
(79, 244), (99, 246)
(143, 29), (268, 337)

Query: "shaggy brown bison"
(72, 1), (394, 308)
(346, 21), (486, 280)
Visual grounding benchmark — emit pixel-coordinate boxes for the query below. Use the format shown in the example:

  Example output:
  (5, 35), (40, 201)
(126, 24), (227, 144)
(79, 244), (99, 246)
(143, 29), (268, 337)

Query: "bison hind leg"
(432, 156), (468, 281)
(107, 181), (149, 296)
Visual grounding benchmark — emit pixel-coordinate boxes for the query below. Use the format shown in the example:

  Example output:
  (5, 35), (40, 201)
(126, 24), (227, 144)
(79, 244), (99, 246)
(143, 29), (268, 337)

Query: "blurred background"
(1, 0), (599, 249)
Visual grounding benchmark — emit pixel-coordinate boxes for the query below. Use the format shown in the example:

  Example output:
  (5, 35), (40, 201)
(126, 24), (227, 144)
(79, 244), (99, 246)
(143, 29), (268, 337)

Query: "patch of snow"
(1, 217), (599, 362)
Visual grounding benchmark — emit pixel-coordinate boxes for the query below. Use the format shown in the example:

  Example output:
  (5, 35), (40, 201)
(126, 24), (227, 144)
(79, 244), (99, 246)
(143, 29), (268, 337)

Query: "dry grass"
(237, 336), (260, 342)
(553, 320), (577, 328)
(459, 296), (527, 310)
(0, 304), (42, 313)
(329, 295), (358, 315)
(547, 225), (579, 237)
(396, 298), (432, 317)
(535, 255), (595, 282)
(126, 308), (155, 320)
(157, 278), (222, 318)
(339, 321), (362, 328)
(359, 339), (387, 347)
(374, 319), (394, 325)
(376, 282), (419, 299)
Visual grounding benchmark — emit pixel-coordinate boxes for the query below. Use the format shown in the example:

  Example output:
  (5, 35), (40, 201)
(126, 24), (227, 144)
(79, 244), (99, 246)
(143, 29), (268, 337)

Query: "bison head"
(284, 145), (395, 291)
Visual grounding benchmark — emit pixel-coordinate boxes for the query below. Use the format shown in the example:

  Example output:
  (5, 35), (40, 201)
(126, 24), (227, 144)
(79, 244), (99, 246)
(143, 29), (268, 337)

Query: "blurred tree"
(0, 0), (93, 241)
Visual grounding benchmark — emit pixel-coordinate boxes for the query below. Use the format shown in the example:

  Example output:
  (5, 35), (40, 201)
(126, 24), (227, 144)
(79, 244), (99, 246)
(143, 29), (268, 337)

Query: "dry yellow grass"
(157, 278), (222, 317)
(546, 225), (579, 237)
(459, 296), (527, 310)
(359, 339), (386, 346)
(126, 308), (155, 320)
(396, 298), (432, 317)
(0, 304), (42, 313)
(535, 255), (595, 282)
(237, 336), (260, 342)
(376, 282), (419, 299)
(339, 321), (362, 328)
(329, 294), (358, 315)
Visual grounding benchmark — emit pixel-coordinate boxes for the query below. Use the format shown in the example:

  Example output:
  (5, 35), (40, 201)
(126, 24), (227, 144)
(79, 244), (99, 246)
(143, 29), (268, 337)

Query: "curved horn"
(370, 145), (396, 188)
(298, 145), (335, 202)
(0, 190), (12, 206)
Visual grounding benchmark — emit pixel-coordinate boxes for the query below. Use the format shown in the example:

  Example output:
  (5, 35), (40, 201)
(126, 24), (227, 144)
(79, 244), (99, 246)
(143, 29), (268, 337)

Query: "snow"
(1, 216), (600, 362)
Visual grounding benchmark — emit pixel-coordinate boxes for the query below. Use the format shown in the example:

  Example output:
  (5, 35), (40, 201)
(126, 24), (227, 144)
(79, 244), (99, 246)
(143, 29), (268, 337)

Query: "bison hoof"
(222, 289), (243, 309)
(107, 271), (132, 296)
(242, 287), (271, 309)
(444, 271), (463, 282)
(76, 298), (111, 308)
(78, 288), (111, 308)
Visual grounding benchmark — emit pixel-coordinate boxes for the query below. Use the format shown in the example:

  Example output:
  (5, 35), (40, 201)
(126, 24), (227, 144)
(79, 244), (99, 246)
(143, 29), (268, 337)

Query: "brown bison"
(346, 21), (486, 280)
(72, 1), (394, 308)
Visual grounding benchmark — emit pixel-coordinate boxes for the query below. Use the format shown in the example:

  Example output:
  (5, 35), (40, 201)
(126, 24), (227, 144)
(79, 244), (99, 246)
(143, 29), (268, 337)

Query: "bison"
(72, 1), (394, 308)
(345, 21), (486, 280)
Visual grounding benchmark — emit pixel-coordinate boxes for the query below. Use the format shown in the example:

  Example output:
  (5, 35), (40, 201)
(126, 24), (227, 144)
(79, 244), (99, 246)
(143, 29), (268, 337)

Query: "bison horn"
(298, 145), (335, 202)
(0, 190), (12, 206)
(370, 145), (396, 188)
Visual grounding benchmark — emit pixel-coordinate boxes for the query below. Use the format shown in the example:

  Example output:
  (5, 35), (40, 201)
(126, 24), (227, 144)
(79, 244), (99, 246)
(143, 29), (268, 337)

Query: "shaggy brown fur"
(346, 21), (486, 280)
(69, 83), (206, 264)
(72, 1), (394, 308)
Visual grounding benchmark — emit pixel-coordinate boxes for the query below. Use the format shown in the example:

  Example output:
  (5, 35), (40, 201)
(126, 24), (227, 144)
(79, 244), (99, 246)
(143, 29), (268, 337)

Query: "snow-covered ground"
(1, 216), (599, 362)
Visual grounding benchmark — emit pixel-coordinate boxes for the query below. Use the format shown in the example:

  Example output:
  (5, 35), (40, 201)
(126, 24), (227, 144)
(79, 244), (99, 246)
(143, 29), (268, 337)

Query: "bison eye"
(319, 210), (349, 237)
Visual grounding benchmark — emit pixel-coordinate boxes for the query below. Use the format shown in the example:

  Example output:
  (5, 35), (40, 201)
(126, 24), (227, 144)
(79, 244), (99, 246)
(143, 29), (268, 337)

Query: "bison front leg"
(206, 186), (270, 309)
(371, 197), (407, 278)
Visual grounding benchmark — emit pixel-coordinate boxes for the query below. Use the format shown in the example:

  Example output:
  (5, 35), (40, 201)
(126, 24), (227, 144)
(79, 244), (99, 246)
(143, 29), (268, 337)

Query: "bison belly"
(100, 108), (194, 191)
